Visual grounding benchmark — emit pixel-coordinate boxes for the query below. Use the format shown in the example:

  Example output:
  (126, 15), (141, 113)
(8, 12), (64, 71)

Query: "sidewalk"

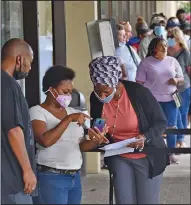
(81, 135), (190, 204)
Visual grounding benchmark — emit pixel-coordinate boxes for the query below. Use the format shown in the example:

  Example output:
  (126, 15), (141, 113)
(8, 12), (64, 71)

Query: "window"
(100, 1), (109, 19)
(1, 1), (23, 46)
(1, 1), (25, 93)
(37, 1), (53, 103)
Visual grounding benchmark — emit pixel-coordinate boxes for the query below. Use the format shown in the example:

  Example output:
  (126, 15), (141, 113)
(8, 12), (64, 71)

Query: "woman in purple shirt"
(136, 37), (184, 164)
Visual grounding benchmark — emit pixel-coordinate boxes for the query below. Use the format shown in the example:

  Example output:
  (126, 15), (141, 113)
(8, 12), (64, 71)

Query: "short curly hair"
(42, 65), (75, 93)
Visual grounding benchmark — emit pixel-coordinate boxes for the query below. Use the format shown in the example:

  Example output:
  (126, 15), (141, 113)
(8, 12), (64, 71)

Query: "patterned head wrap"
(89, 56), (122, 88)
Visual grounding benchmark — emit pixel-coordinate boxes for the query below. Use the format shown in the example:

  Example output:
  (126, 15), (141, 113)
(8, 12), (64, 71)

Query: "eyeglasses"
(167, 35), (174, 39)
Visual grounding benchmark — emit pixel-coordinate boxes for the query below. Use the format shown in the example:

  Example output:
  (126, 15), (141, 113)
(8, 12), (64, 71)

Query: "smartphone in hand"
(93, 118), (106, 133)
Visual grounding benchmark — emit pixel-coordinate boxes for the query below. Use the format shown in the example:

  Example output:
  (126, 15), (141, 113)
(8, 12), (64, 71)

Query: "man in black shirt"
(1, 38), (37, 204)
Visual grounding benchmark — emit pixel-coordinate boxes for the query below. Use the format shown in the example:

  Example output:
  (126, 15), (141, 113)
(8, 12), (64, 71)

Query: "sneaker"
(169, 154), (180, 164)
(179, 142), (187, 148)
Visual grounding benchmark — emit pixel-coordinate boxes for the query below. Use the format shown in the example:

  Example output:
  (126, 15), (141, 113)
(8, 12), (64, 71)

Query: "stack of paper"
(99, 137), (141, 157)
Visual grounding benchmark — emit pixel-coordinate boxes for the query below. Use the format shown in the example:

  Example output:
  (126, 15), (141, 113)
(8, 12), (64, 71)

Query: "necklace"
(102, 95), (121, 138)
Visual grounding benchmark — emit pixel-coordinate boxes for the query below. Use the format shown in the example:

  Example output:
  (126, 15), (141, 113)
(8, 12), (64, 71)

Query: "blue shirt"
(115, 44), (141, 82)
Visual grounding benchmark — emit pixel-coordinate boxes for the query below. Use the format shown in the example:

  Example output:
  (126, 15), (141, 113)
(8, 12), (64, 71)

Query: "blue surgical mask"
(154, 26), (165, 37)
(167, 38), (176, 47)
(94, 88), (116, 103)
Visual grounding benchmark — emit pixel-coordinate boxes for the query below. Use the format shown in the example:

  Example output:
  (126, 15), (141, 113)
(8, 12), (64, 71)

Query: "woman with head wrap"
(89, 56), (169, 204)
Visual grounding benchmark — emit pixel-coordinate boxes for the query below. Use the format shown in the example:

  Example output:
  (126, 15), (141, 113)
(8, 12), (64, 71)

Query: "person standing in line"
(136, 37), (184, 164)
(115, 23), (141, 82)
(182, 21), (191, 51)
(1, 38), (37, 204)
(127, 16), (152, 53)
(138, 13), (167, 60)
(176, 8), (187, 30)
(167, 27), (191, 147)
(166, 17), (190, 49)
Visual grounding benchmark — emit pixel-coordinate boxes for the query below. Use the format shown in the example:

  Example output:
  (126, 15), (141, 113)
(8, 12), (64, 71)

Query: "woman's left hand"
(102, 124), (109, 135)
(167, 78), (178, 86)
(127, 134), (145, 150)
(88, 127), (109, 145)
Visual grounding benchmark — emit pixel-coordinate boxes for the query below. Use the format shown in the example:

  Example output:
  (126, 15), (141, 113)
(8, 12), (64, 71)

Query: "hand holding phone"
(93, 118), (106, 133)
(88, 127), (109, 145)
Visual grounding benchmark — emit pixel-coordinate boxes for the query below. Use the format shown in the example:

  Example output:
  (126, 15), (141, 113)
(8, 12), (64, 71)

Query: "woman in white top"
(30, 65), (108, 204)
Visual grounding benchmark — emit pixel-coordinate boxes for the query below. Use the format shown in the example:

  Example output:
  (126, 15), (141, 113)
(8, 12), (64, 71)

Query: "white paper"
(99, 137), (142, 151)
(104, 147), (134, 157)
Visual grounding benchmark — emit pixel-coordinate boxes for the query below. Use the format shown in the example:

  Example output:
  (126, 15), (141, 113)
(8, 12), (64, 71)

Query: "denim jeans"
(179, 87), (191, 128)
(159, 100), (178, 148)
(177, 110), (184, 143)
(33, 171), (82, 204)
(1, 191), (33, 204)
(176, 87), (191, 143)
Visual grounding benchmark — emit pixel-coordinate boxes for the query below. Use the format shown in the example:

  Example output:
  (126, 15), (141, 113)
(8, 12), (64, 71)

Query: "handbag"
(172, 90), (182, 108)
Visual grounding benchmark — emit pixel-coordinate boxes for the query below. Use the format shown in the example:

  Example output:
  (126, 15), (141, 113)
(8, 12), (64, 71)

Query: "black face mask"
(13, 65), (28, 80)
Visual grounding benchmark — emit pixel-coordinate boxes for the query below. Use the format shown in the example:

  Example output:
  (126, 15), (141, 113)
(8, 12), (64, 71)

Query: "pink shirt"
(102, 87), (146, 159)
(136, 56), (183, 102)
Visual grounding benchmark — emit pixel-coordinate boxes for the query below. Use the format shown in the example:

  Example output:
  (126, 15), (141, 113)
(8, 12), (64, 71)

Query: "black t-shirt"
(1, 70), (37, 196)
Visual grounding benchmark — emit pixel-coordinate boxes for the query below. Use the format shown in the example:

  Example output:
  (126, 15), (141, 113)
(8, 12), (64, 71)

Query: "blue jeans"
(179, 87), (191, 128)
(1, 191), (33, 204)
(177, 87), (191, 143)
(159, 101), (178, 148)
(33, 171), (82, 204)
(177, 110), (184, 143)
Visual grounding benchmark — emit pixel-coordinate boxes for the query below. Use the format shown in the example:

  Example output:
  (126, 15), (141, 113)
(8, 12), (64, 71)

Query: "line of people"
(114, 10), (191, 164)
(1, 8), (190, 205)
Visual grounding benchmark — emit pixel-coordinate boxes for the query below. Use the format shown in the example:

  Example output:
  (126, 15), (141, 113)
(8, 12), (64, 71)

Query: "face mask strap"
(44, 89), (57, 99)
(94, 87), (116, 101)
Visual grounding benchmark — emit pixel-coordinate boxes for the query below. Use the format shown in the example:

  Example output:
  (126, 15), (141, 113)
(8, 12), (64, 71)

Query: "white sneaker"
(169, 154), (180, 164)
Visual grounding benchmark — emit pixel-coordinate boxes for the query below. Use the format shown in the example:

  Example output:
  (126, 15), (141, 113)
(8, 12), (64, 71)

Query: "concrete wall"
(156, 1), (179, 18)
(65, 1), (98, 111)
(65, 1), (101, 174)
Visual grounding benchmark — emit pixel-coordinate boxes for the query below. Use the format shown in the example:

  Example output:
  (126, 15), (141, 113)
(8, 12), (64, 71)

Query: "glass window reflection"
(37, 1), (53, 103)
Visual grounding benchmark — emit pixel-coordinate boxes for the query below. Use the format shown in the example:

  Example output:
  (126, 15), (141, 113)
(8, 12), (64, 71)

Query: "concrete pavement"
(81, 135), (190, 204)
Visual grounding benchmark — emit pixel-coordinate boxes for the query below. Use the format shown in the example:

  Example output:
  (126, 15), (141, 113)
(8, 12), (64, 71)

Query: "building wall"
(100, 1), (179, 35)
(156, 1), (179, 18)
(65, 1), (98, 111)
(127, 1), (157, 35)
(65, 1), (101, 174)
